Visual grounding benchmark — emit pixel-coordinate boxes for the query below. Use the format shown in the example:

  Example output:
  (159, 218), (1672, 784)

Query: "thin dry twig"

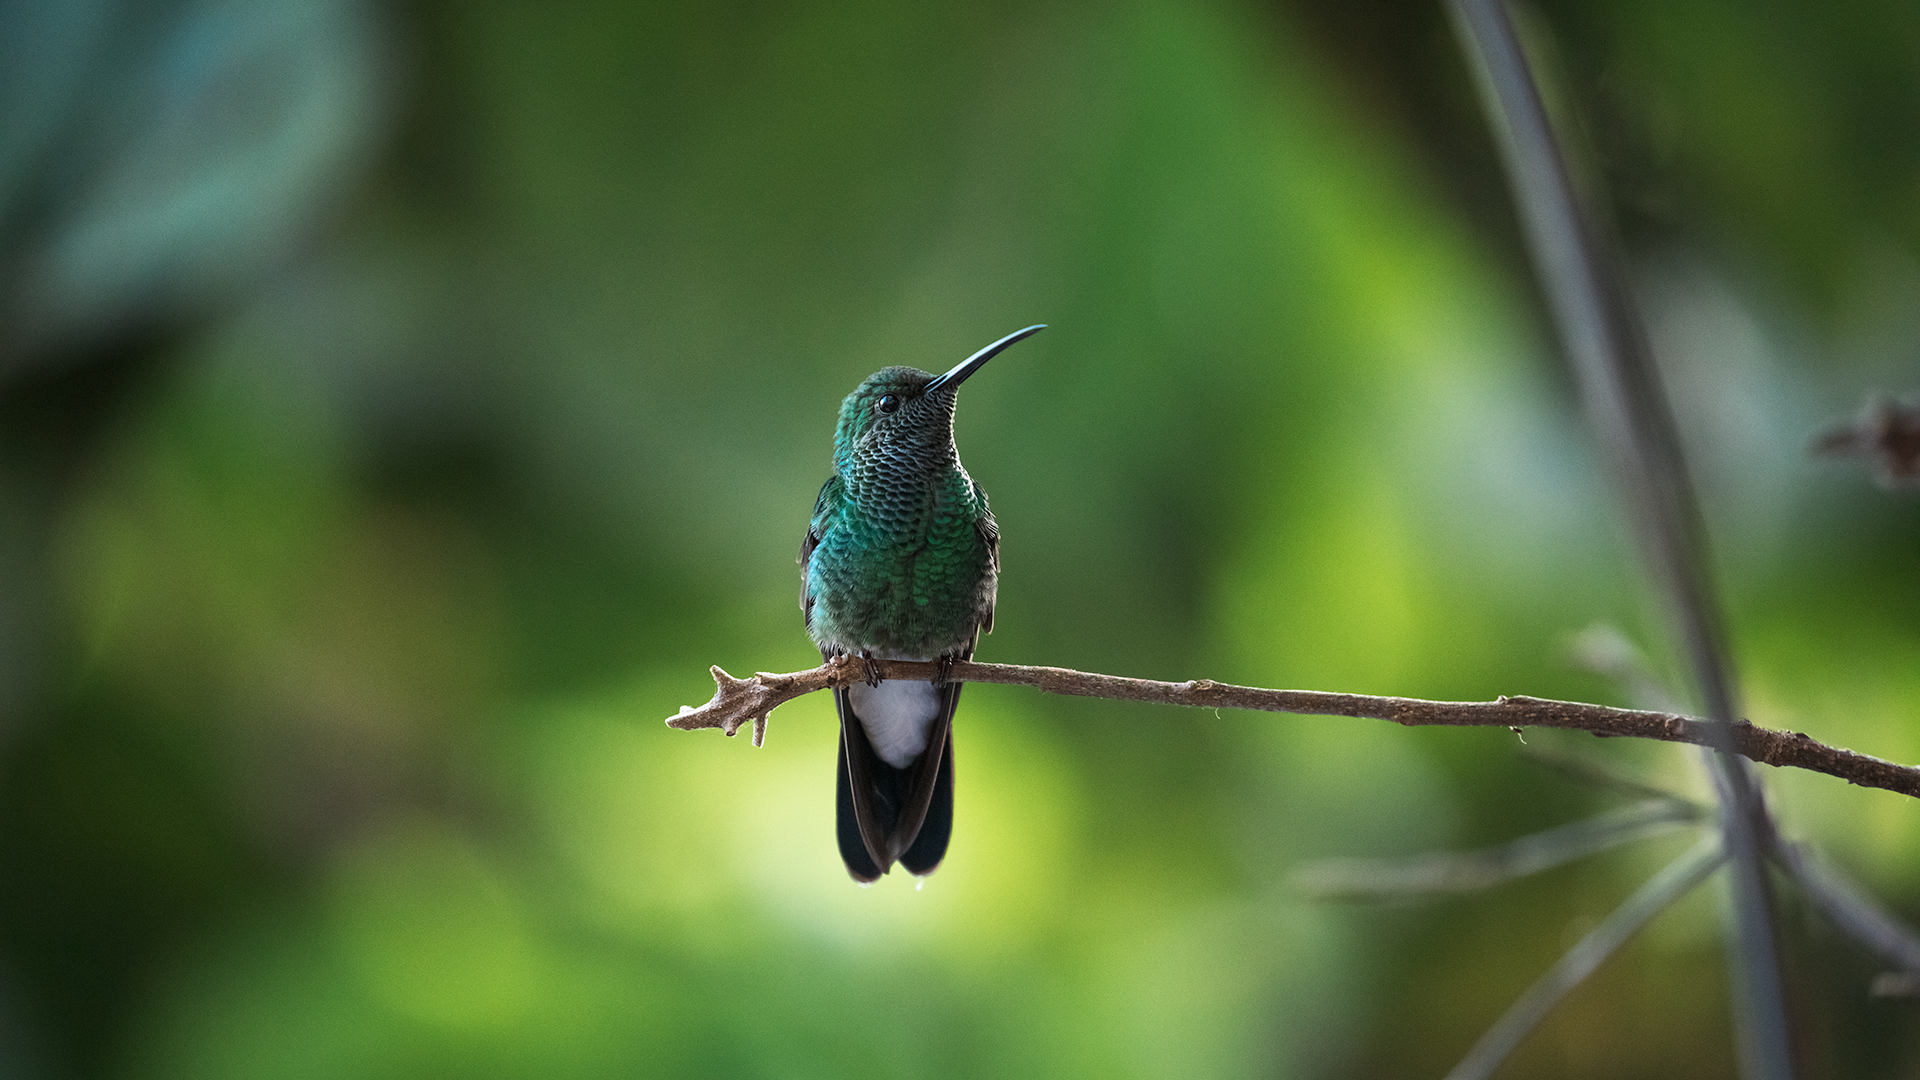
(1516, 743), (1701, 807)
(666, 656), (1920, 800)
(1767, 835), (1920, 983)
(1291, 798), (1704, 900)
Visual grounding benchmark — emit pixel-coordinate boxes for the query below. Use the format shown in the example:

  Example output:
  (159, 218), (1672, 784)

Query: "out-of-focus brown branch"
(665, 656), (1920, 800)
(1815, 395), (1920, 491)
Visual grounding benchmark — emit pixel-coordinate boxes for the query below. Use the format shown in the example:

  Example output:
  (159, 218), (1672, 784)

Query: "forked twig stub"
(664, 665), (828, 748)
(665, 657), (1920, 799)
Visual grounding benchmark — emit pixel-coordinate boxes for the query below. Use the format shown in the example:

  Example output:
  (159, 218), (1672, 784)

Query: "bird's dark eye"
(876, 394), (901, 414)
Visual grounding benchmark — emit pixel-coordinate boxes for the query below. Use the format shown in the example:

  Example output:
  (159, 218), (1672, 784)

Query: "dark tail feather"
(835, 686), (914, 879)
(832, 681), (960, 881)
(899, 721), (954, 876)
(835, 729), (884, 883)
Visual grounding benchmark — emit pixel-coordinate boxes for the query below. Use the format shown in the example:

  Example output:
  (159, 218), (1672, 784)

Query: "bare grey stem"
(1443, 836), (1727, 1080)
(1444, 0), (1792, 1074)
(1291, 799), (1703, 900)
(1769, 836), (1920, 979)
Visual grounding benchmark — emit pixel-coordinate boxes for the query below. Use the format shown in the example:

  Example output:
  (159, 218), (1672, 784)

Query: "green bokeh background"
(4, 0), (1920, 1076)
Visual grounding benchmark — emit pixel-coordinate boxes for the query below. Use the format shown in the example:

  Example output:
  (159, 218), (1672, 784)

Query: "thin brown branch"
(666, 656), (1920, 800)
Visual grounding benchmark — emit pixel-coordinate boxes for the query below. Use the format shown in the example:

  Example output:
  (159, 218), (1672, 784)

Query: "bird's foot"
(859, 652), (884, 688)
(931, 655), (955, 688)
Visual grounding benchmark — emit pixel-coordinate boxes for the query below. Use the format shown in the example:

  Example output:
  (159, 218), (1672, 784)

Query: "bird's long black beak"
(923, 324), (1045, 395)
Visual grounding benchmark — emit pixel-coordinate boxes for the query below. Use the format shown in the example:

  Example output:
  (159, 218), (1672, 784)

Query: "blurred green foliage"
(3, 0), (1920, 1077)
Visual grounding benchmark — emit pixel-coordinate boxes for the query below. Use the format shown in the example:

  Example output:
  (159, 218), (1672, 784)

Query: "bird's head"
(832, 325), (1044, 471)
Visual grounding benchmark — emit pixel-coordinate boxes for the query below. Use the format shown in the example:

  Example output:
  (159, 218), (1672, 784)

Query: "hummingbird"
(800, 324), (1045, 882)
